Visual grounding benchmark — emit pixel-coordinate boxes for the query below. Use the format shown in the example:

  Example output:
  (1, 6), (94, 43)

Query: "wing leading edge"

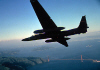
(30, 0), (57, 31)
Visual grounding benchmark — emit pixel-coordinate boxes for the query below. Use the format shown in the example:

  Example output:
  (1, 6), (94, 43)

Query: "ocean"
(27, 39), (100, 70)
(28, 60), (100, 70)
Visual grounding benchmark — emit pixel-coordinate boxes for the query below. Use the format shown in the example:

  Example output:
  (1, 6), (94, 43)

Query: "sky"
(0, 0), (100, 41)
(0, 0), (100, 59)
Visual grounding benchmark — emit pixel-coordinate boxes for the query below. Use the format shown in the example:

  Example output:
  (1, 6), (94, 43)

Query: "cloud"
(32, 46), (57, 51)
(0, 39), (47, 48)
(0, 49), (20, 57)
(70, 37), (100, 42)
(0, 31), (100, 49)
(32, 47), (50, 51)
(69, 31), (100, 42)
(86, 45), (92, 47)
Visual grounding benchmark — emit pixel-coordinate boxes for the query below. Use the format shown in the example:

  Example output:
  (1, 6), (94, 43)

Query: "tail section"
(78, 16), (89, 28)
(78, 16), (89, 33)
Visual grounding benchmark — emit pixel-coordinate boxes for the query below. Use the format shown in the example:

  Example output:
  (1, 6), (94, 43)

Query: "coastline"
(0, 57), (48, 70)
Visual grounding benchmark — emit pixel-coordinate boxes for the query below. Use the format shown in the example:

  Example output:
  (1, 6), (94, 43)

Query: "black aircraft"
(22, 0), (89, 47)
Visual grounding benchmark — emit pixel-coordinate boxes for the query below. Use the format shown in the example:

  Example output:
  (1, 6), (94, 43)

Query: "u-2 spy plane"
(22, 0), (89, 47)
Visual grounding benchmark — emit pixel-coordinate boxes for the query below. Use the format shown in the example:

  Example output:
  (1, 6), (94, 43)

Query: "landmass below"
(0, 57), (48, 70)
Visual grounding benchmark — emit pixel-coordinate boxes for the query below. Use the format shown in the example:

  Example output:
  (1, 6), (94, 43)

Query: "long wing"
(30, 0), (57, 31)
(57, 40), (68, 47)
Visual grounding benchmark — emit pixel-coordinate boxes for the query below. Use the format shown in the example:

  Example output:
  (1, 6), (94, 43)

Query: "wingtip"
(65, 45), (68, 47)
(22, 39), (25, 41)
(22, 38), (29, 41)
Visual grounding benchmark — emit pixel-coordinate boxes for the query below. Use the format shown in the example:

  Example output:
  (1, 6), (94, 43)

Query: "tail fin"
(78, 16), (89, 28)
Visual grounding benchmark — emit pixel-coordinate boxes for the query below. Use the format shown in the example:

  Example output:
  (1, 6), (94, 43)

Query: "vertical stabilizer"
(78, 16), (89, 28)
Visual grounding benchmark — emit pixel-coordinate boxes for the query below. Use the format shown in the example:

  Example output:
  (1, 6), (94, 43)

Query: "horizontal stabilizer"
(57, 40), (68, 47)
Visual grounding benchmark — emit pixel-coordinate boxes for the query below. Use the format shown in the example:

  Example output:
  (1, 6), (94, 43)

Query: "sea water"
(28, 60), (100, 70)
